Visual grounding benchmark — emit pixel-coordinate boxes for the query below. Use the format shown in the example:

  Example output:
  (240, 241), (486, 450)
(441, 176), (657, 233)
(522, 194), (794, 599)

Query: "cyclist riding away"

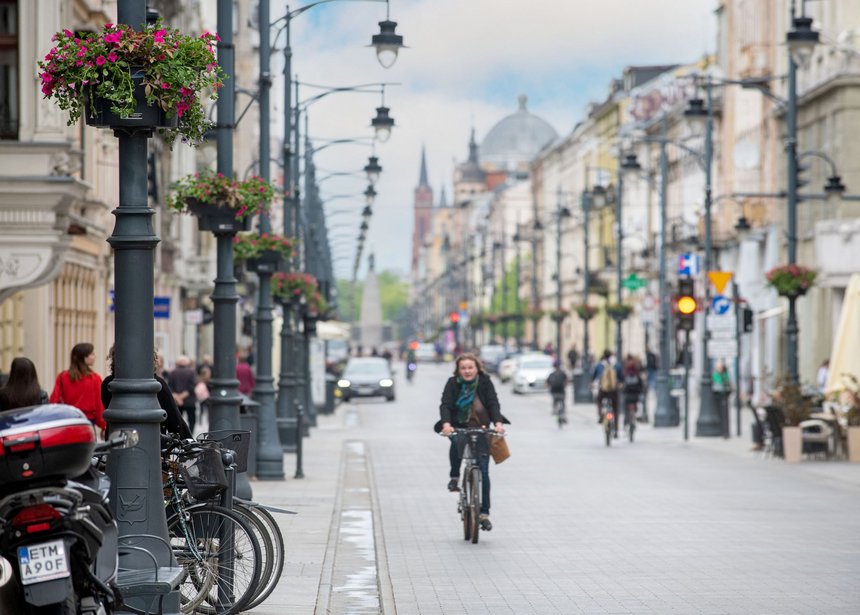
(592, 349), (621, 435)
(546, 360), (568, 424)
(435, 353), (509, 532)
(621, 355), (644, 428)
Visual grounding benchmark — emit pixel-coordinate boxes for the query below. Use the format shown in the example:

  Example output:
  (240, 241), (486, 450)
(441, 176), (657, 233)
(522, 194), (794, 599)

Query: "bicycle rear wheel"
(469, 467), (481, 544)
(167, 503), (262, 615)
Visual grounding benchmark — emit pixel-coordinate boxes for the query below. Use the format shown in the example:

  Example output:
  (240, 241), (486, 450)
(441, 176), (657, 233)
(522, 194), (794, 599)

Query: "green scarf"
(455, 376), (479, 424)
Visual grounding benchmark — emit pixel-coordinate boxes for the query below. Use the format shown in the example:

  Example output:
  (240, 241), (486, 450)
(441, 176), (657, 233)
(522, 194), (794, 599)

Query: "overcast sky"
(276, 0), (718, 280)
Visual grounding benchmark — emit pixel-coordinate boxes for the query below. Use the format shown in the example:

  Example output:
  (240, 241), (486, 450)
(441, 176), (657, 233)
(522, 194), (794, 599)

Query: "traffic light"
(676, 277), (697, 331)
(742, 307), (754, 333)
(449, 311), (460, 324)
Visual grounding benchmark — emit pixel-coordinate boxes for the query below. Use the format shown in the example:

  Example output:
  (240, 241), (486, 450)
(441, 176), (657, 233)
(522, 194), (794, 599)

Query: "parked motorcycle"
(0, 404), (136, 615)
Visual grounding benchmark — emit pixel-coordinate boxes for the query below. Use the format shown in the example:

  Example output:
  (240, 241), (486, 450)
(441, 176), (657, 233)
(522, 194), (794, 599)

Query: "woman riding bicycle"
(621, 355), (644, 427)
(435, 353), (508, 531)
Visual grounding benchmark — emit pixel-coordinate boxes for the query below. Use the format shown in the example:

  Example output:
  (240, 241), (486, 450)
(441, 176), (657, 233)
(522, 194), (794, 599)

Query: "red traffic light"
(449, 312), (460, 323)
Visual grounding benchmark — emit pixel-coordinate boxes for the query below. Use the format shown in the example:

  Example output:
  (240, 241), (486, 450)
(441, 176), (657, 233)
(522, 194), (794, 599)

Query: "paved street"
(251, 361), (860, 614)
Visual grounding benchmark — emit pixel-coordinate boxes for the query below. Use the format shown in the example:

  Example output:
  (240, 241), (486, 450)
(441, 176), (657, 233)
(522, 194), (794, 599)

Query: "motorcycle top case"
(0, 404), (96, 484)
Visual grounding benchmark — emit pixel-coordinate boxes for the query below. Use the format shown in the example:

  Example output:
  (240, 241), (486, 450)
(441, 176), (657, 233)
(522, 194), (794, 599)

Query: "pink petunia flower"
(153, 29), (166, 44)
(95, 55), (106, 66)
(107, 52), (118, 63)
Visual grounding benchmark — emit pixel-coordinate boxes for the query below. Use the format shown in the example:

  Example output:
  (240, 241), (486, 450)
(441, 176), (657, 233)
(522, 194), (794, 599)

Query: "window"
(0, 0), (17, 139)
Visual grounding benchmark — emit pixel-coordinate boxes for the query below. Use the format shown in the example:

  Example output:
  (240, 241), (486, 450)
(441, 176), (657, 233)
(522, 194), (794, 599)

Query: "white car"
(497, 353), (522, 383)
(512, 354), (556, 394)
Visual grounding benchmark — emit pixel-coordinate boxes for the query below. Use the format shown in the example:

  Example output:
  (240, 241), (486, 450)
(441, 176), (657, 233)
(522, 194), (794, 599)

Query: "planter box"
(186, 199), (251, 234)
(847, 426), (860, 462)
(782, 426), (803, 463)
(245, 249), (284, 274)
(85, 69), (179, 130)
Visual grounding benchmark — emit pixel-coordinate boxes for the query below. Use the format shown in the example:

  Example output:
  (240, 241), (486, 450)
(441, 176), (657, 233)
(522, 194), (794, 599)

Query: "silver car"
(337, 357), (396, 402)
(512, 354), (555, 394)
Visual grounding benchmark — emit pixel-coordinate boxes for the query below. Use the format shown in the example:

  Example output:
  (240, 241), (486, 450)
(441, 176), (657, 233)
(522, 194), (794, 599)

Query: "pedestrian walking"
(168, 355), (197, 433)
(567, 345), (579, 370)
(816, 359), (829, 395)
(195, 366), (211, 430)
(712, 360), (733, 437)
(102, 346), (191, 439)
(49, 342), (105, 432)
(236, 351), (256, 396)
(0, 357), (49, 410)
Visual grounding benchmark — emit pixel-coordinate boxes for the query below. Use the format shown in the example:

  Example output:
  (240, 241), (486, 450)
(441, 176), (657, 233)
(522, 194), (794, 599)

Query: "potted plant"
(549, 308), (569, 322)
(233, 233), (294, 273)
(38, 21), (224, 145)
(765, 264), (817, 298)
(772, 377), (813, 463)
(271, 272), (319, 305)
(167, 170), (275, 233)
(523, 306), (544, 321)
(605, 303), (633, 321)
(573, 303), (599, 321)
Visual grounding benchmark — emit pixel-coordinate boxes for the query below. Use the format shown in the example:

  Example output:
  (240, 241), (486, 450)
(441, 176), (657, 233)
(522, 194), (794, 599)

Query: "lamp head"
(364, 184), (377, 206)
(590, 185), (607, 209)
(364, 156), (382, 185)
(734, 216), (751, 235)
(371, 106), (395, 142)
(620, 153), (641, 172)
(825, 175), (846, 208)
(787, 15), (819, 68)
(684, 97), (708, 131)
(361, 205), (373, 220)
(371, 20), (404, 69)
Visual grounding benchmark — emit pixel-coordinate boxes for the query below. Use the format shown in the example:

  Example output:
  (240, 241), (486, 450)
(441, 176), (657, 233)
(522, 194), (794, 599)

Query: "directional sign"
(711, 295), (731, 315)
(708, 340), (738, 359)
(622, 273), (648, 291)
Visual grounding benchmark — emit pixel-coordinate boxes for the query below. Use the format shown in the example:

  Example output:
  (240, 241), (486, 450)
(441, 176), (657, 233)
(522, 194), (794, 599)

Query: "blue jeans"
(449, 439), (491, 515)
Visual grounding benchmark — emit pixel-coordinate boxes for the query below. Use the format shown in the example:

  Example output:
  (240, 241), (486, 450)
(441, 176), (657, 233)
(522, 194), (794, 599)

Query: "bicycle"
(600, 395), (615, 447)
(623, 393), (638, 442)
(552, 392), (567, 428)
(445, 428), (503, 544)
(161, 435), (263, 615)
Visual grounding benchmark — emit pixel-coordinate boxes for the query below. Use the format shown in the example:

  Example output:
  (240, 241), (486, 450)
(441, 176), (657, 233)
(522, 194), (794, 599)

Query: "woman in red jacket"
(50, 342), (105, 431)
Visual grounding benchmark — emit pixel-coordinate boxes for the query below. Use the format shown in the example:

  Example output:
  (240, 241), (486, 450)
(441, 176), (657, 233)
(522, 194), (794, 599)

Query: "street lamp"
(364, 155), (382, 184)
(555, 189), (571, 358)
(371, 104), (395, 142)
(371, 12), (406, 68)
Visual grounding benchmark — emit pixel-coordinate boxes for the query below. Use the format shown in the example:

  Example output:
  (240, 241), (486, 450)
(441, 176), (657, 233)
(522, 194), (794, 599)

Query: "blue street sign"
(154, 296), (171, 319)
(711, 294), (731, 315)
(678, 253), (701, 277)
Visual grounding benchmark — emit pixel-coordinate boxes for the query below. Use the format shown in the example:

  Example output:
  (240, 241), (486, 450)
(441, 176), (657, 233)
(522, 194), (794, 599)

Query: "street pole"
(277, 12), (299, 451)
(514, 225), (522, 351)
(733, 280), (742, 437)
(253, 0), (285, 480)
(211, 0), (252, 499)
(576, 189), (594, 403)
(786, 15), (800, 384)
(654, 113), (678, 426)
(530, 230), (539, 350)
(104, 4), (180, 611)
(615, 159), (624, 360)
(555, 189), (563, 358)
(696, 76), (722, 436)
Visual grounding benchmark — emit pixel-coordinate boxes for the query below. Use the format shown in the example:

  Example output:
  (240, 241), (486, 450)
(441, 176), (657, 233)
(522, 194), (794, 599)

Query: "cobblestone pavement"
(251, 361), (860, 615)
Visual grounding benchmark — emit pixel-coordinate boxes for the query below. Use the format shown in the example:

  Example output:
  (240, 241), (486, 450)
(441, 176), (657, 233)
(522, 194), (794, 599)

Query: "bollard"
(295, 404), (305, 479)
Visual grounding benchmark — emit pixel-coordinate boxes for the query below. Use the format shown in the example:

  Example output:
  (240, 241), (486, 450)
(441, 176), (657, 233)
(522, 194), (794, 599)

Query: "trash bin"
(572, 368), (593, 404)
(323, 373), (336, 415)
(238, 395), (258, 479)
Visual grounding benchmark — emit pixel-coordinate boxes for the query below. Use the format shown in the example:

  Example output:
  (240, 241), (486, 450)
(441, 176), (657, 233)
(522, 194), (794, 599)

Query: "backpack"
(623, 372), (641, 393)
(599, 362), (617, 392)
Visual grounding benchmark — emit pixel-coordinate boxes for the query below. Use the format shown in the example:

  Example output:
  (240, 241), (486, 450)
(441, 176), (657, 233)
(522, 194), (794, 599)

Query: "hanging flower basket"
(233, 233), (294, 273)
(606, 303), (633, 321)
(524, 307), (544, 321)
(549, 308), (570, 322)
(485, 314), (499, 325)
(765, 264), (817, 298)
(573, 303), (599, 321)
(271, 272), (319, 305)
(469, 313), (485, 328)
(38, 21), (224, 145)
(168, 170), (275, 233)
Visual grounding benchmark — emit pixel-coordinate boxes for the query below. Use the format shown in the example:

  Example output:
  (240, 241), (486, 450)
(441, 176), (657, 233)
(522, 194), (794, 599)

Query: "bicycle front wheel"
(469, 467), (481, 544)
(167, 503), (263, 615)
(461, 475), (471, 541)
(237, 504), (286, 611)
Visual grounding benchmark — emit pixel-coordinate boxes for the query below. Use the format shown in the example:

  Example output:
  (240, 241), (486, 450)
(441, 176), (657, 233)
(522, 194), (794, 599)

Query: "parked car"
(479, 344), (507, 373)
(337, 357), (395, 402)
(497, 352), (523, 383)
(414, 343), (438, 362)
(512, 354), (556, 394)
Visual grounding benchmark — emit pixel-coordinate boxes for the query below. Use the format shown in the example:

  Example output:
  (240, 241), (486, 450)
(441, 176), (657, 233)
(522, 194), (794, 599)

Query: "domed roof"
(480, 95), (558, 172)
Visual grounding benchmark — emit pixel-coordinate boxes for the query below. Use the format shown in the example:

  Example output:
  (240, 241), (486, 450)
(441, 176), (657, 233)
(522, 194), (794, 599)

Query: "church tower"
(411, 146), (434, 278)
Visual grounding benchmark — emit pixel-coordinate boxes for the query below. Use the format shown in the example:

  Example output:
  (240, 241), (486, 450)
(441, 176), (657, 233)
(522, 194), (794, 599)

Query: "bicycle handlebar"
(443, 428), (506, 438)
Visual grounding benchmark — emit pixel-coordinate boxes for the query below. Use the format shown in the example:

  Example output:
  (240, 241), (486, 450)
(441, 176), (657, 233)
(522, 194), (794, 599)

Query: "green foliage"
(38, 20), (224, 146)
(335, 271), (408, 323)
(167, 169), (275, 219)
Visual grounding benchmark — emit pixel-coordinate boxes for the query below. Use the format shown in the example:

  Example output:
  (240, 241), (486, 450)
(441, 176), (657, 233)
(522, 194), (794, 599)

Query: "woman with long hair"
(435, 352), (509, 532)
(0, 357), (49, 410)
(49, 342), (105, 430)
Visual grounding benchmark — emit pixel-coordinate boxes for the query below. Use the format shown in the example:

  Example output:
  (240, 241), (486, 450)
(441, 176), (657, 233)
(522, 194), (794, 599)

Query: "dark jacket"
(101, 374), (192, 439)
(434, 373), (510, 432)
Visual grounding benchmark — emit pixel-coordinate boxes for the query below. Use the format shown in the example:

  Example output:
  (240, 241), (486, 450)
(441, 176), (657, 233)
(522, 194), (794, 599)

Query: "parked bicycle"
(445, 428), (504, 544)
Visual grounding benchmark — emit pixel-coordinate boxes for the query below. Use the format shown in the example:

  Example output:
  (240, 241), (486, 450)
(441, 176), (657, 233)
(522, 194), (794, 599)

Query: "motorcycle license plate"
(17, 540), (70, 585)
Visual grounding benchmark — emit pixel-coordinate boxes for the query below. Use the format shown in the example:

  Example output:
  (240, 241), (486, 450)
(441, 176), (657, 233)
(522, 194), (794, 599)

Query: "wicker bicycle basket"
(179, 442), (228, 500)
